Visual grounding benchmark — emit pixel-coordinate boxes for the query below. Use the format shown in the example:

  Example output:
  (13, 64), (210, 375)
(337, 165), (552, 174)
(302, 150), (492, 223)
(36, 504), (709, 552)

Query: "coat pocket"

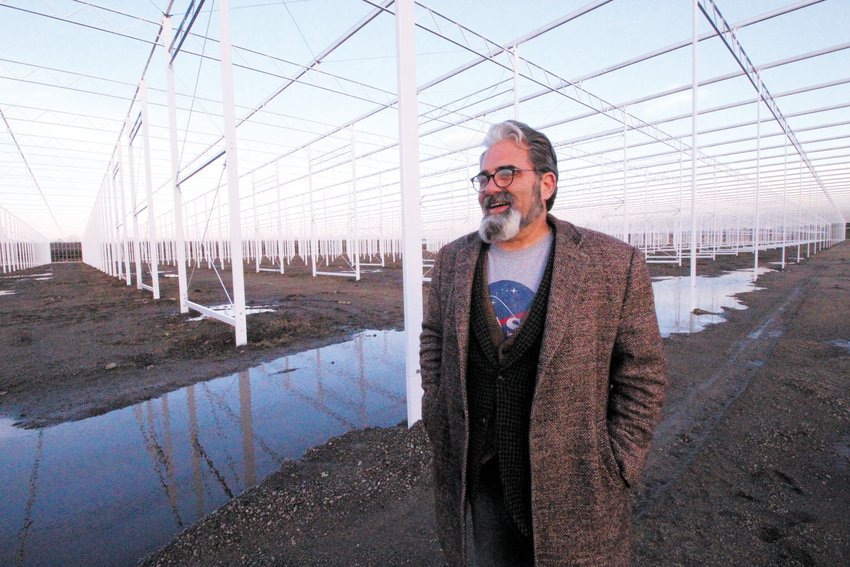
(596, 420), (627, 489)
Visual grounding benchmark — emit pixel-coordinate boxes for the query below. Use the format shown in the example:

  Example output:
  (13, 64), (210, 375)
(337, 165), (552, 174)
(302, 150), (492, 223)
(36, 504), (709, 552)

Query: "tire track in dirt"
(635, 269), (818, 518)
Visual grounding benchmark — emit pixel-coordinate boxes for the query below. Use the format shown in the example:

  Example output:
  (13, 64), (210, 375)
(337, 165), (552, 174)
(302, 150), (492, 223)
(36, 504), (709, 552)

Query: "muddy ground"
(1, 243), (848, 566)
(0, 258), (404, 429)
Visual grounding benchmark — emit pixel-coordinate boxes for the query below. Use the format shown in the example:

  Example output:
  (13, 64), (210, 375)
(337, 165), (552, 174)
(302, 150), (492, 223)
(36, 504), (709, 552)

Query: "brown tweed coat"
(420, 216), (667, 566)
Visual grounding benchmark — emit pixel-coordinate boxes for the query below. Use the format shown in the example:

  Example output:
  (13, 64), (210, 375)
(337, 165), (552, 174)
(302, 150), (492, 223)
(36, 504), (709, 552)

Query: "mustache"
(481, 192), (515, 208)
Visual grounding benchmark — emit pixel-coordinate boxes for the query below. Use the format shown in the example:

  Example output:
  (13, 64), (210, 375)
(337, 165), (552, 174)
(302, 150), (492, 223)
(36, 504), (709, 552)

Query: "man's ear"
(540, 171), (557, 202)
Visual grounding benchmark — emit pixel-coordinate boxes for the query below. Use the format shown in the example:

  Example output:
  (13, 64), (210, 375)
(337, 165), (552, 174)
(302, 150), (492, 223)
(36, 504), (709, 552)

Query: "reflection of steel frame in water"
(16, 429), (44, 566)
(187, 385), (205, 519)
(198, 377), (285, 478)
(272, 350), (357, 431)
(653, 270), (766, 337)
(133, 399), (184, 528)
(4, 332), (405, 565)
(270, 334), (405, 431)
(131, 381), (275, 530)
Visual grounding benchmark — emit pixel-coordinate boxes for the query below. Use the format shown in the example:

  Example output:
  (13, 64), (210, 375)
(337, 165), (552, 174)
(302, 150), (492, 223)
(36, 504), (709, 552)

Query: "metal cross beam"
(698, 0), (844, 223)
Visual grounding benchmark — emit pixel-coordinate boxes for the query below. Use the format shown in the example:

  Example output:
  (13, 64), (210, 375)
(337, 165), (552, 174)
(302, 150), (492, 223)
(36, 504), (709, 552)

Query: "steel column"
(140, 79), (161, 299)
(164, 14), (189, 313)
(396, 0), (424, 426)
(219, 0), (248, 346)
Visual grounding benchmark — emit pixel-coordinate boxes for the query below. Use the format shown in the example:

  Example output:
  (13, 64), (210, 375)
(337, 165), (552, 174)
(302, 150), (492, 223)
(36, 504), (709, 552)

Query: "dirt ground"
(0, 258), (404, 429)
(1, 243), (848, 566)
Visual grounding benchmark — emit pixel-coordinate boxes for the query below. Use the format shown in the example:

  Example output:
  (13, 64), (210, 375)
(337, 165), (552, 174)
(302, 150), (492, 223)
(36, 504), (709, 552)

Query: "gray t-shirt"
(486, 232), (553, 338)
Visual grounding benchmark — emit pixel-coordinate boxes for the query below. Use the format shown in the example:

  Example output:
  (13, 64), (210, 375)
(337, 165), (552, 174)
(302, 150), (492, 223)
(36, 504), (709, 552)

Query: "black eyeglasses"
(471, 166), (539, 192)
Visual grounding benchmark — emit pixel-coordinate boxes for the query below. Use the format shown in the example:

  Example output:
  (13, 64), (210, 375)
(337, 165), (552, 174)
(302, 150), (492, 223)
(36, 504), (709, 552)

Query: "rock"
(105, 362), (118, 370)
(692, 308), (718, 316)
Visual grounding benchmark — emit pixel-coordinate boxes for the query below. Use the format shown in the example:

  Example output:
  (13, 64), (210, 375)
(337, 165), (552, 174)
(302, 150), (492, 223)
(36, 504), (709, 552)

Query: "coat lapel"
(452, 236), (481, 385)
(538, 218), (589, 375)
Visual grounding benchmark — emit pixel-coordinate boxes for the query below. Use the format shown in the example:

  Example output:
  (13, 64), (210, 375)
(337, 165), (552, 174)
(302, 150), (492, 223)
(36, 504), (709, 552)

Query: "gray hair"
(482, 120), (558, 211)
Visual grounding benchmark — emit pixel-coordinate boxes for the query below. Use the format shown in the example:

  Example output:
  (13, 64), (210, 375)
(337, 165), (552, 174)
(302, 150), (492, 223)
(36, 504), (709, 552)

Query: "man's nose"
(481, 179), (500, 195)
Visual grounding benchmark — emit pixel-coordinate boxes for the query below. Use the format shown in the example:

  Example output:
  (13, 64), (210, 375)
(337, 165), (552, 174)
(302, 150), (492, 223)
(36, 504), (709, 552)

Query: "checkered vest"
(466, 235), (555, 538)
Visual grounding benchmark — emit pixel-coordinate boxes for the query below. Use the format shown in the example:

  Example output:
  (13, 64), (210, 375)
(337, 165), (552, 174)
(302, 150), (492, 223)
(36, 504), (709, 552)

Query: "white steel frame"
(0, 206), (51, 273)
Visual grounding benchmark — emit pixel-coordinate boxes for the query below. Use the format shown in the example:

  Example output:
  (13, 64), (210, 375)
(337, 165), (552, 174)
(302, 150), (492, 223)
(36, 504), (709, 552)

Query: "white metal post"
(308, 146), (317, 277)
(252, 172), (260, 273)
(117, 140), (134, 285)
(219, 0), (248, 346)
(622, 108), (628, 244)
(677, 152), (683, 265)
(110, 170), (125, 281)
(753, 88), (761, 281)
(140, 79), (161, 299)
(125, 135), (142, 289)
(378, 173), (385, 266)
(513, 44), (520, 120)
(104, 179), (116, 277)
(690, 0), (698, 288)
(276, 161), (284, 274)
(164, 14), (189, 313)
(350, 126), (361, 281)
(711, 167), (717, 259)
(781, 137), (788, 269)
(396, 0), (424, 426)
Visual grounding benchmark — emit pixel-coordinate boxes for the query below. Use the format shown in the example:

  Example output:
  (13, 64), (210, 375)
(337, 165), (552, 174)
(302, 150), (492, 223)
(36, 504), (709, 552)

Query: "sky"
(0, 0), (848, 244)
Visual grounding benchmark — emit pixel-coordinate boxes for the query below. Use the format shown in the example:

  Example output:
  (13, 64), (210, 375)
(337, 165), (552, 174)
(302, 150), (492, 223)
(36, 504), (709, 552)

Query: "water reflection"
(0, 330), (406, 567)
(652, 268), (769, 337)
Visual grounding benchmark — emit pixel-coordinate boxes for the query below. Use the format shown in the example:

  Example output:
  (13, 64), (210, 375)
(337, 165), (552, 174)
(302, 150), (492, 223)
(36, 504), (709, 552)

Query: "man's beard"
(478, 181), (545, 244)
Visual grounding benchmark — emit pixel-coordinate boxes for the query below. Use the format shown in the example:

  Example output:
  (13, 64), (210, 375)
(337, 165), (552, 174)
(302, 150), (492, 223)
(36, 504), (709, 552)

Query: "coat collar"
(538, 215), (588, 374)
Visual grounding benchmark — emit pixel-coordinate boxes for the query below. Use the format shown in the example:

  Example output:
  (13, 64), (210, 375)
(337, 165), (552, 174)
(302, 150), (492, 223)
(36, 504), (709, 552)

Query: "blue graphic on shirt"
(489, 280), (535, 337)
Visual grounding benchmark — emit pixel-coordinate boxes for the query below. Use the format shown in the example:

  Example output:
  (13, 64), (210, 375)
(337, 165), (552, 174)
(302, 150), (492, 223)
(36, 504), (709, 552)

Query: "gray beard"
(478, 207), (522, 243)
(478, 182), (545, 244)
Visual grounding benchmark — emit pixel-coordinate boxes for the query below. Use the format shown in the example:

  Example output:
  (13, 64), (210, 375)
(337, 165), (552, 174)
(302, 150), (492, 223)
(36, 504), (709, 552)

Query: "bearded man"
(420, 120), (667, 566)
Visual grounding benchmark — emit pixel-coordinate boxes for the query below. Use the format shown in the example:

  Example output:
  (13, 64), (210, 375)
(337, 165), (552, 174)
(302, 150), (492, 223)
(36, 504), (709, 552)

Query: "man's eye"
(495, 168), (514, 180)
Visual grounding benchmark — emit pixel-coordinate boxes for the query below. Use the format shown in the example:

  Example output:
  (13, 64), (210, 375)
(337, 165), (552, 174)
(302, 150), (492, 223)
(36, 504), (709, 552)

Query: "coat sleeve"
(419, 246), (446, 433)
(607, 247), (667, 487)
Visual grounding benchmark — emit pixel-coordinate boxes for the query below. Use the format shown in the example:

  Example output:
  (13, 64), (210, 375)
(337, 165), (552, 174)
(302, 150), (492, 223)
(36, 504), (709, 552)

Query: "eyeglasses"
(471, 166), (539, 192)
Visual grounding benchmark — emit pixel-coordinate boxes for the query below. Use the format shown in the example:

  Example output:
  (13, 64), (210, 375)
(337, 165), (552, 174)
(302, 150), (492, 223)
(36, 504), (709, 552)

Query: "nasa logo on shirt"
(489, 280), (534, 337)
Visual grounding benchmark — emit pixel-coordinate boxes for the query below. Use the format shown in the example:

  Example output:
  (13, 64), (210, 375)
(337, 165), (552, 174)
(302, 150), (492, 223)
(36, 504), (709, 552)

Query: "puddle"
(0, 330), (405, 567)
(830, 339), (850, 354)
(652, 268), (769, 337)
(0, 290), (15, 296)
(188, 304), (276, 321)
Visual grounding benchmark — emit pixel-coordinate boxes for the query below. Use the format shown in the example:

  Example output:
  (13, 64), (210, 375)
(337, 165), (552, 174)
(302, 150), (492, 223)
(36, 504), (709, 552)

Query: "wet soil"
(1, 243), (848, 566)
(0, 259), (403, 429)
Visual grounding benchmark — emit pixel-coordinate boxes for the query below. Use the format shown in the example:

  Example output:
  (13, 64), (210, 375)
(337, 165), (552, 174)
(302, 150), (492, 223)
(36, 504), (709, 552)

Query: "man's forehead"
(480, 140), (529, 167)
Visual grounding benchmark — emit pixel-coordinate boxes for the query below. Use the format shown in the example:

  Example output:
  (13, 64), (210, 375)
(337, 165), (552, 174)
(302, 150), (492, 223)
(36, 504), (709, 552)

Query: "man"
(420, 120), (667, 566)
